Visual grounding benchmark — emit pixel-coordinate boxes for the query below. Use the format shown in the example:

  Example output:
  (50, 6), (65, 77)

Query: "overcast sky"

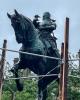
(0, 0), (80, 64)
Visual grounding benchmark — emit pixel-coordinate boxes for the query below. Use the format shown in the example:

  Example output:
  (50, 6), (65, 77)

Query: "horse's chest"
(20, 46), (42, 62)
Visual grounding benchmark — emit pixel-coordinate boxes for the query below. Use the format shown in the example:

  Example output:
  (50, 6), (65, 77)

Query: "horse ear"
(7, 13), (12, 19)
(14, 9), (19, 16)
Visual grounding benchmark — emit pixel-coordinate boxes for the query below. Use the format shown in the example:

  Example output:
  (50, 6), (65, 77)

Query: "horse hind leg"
(42, 86), (47, 100)
(38, 88), (47, 100)
(56, 78), (59, 100)
(38, 84), (47, 100)
(38, 79), (46, 100)
(38, 84), (42, 100)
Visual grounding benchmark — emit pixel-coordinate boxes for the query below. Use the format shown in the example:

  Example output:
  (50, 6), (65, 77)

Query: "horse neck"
(23, 18), (39, 47)
(23, 27), (38, 47)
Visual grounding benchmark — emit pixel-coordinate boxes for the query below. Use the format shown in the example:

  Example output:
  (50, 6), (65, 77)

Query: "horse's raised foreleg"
(11, 63), (23, 91)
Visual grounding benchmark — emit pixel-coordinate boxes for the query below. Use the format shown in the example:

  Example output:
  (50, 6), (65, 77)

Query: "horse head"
(7, 10), (35, 44)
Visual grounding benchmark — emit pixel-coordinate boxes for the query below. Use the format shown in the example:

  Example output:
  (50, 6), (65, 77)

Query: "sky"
(0, 0), (80, 64)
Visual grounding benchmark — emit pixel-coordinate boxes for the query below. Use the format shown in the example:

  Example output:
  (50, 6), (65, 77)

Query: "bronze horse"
(7, 10), (60, 100)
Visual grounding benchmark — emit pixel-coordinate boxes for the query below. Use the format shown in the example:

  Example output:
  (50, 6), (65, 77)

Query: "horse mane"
(18, 14), (39, 43)
(20, 14), (35, 30)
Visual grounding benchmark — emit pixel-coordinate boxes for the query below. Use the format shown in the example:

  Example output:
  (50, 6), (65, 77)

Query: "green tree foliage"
(2, 79), (37, 100)
(2, 79), (59, 100)
(67, 53), (80, 100)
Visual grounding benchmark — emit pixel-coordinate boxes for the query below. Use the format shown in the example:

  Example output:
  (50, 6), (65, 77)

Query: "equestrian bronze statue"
(7, 10), (60, 100)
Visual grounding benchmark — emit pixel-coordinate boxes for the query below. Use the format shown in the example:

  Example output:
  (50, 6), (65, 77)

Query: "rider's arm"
(39, 24), (56, 31)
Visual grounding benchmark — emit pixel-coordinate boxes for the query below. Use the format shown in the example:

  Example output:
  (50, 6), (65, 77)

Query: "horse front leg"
(10, 62), (23, 91)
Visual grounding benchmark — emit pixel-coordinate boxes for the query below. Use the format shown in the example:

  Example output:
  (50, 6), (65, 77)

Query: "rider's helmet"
(43, 12), (51, 20)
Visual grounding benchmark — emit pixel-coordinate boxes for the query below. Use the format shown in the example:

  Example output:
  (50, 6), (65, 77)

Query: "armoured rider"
(39, 12), (57, 52)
